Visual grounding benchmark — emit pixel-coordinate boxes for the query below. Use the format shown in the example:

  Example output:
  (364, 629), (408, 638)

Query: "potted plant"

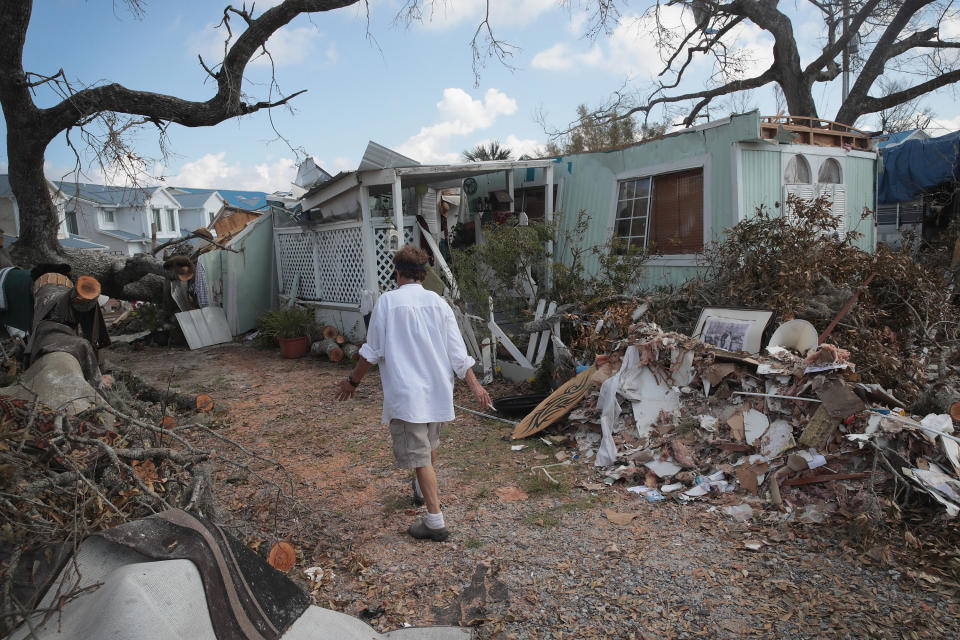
(258, 305), (313, 358)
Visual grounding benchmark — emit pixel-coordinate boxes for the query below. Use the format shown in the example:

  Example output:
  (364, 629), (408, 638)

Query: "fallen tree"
(0, 0), (359, 299)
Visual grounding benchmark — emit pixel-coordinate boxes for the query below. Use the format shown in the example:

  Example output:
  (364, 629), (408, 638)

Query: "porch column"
(545, 163), (554, 291)
(359, 184), (379, 300)
(505, 169), (515, 214)
(391, 171), (404, 249)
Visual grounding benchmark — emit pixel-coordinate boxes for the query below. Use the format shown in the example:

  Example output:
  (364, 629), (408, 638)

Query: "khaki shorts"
(388, 419), (441, 469)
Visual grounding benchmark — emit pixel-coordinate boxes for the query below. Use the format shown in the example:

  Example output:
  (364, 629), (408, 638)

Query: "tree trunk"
(3, 126), (61, 262)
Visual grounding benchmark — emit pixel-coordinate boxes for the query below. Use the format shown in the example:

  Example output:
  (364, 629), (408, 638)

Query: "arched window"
(784, 154), (811, 184)
(818, 158), (842, 184)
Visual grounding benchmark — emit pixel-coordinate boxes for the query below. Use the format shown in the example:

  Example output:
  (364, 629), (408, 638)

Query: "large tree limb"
(850, 68), (960, 118)
(657, 15), (745, 92)
(835, 0), (939, 125)
(39, 0), (356, 138)
(647, 68), (777, 126)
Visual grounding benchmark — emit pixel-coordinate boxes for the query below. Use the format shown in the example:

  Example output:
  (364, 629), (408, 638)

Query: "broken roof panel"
(358, 141), (420, 171)
(176, 187), (269, 211)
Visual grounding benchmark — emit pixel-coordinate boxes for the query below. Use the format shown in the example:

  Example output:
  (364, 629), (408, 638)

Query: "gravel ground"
(111, 341), (960, 639)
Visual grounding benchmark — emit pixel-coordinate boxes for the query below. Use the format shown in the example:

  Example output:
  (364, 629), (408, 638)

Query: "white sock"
(425, 511), (445, 529)
(413, 476), (424, 500)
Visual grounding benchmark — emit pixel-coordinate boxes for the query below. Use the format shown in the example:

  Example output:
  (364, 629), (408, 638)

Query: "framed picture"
(692, 307), (774, 355)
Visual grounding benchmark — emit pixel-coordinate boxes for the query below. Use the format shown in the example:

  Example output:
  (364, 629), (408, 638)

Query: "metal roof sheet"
(358, 141), (420, 171)
(171, 191), (221, 208)
(100, 229), (147, 241)
(54, 181), (160, 206)
(175, 187), (269, 211)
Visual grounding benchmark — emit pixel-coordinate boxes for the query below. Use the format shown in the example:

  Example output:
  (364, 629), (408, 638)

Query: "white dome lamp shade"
(768, 319), (819, 354)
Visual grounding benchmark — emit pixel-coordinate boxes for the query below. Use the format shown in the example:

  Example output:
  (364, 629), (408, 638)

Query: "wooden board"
(511, 366), (597, 440)
(798, 405), (839, 449)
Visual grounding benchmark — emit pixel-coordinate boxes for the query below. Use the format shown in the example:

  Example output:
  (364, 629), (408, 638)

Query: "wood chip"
(603, 509), (642, 525)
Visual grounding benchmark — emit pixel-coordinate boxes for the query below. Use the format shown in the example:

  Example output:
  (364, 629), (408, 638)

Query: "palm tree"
(462, 140), (512, 162)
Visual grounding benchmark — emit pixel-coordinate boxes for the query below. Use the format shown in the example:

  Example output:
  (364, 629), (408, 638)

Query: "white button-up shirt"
(359, 283), (475, 424)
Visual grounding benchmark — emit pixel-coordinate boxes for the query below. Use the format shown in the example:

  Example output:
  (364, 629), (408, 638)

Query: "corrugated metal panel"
(420, 189), (439, 235)
(844, 156), (876, 251)
(741, 149), (782, 217)
(176, 307), (232, 349)
(358, 141), (420, 171)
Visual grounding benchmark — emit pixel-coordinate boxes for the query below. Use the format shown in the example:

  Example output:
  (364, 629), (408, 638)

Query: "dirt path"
(111, 342), (960, 639)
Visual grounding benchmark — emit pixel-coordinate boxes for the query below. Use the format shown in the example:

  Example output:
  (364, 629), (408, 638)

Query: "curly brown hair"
(393, 244), (429, 282)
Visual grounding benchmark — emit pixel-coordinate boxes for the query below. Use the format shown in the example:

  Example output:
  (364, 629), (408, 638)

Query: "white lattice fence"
(314, 225), (365, 305)
(276, 224), (366, 304)
(275, 232), (318, 299)
(374, 224), (417, 291)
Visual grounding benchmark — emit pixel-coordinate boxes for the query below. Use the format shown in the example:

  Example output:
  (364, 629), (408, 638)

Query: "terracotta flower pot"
(278, 335), (308, 359)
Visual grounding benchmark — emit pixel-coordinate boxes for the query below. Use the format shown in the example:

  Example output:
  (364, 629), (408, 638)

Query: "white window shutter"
(782, 184), (816, 222)
(817, 184), (846, 235)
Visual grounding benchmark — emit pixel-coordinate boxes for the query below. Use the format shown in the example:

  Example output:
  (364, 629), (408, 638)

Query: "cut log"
(267, 541), (296, 571)
(196, 394), (214, 412)
(334, 334), (346, 345)
(342, 343), (359, 362)
(321, 325), (339, 340)
(311, 338), (344, 362)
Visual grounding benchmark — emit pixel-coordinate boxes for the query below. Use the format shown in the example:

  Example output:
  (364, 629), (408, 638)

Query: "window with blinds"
(612, 167), (703, 255)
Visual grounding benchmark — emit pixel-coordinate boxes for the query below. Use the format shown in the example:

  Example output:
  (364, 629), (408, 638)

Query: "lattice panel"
(374, 225), (416, 291)
(313, 226), (365, 305)
(276, 232), (318, 299)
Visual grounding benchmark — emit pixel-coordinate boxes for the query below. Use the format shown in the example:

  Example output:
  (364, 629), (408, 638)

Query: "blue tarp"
(879, 130), (960, 204)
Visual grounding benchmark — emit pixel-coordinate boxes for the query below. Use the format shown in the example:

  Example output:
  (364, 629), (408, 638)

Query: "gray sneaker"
(408, 517), (449, 541)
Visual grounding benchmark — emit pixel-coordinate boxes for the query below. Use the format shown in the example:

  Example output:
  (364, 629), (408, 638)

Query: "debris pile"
(517, 311), (960, 523)
(636, 196), (960, 406)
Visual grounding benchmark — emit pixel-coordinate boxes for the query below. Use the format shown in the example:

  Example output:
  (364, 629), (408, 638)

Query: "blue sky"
(3, 0), (960, 192)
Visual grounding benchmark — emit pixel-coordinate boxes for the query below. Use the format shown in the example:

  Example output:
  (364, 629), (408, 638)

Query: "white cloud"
(532, 6), (686, 80)
(330, 156), (354, 172)
(532, 5), (774, 83)
(416, 0), (558, 31)
(325, 41), (339, 64)
(162, 153), (296, 191)
(938, 12), (960, 39)
(566, 7), (590, 36)
(396, 88), (519, 163)
(929, 115), (960, 134)
(188, 22), (325, 68)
